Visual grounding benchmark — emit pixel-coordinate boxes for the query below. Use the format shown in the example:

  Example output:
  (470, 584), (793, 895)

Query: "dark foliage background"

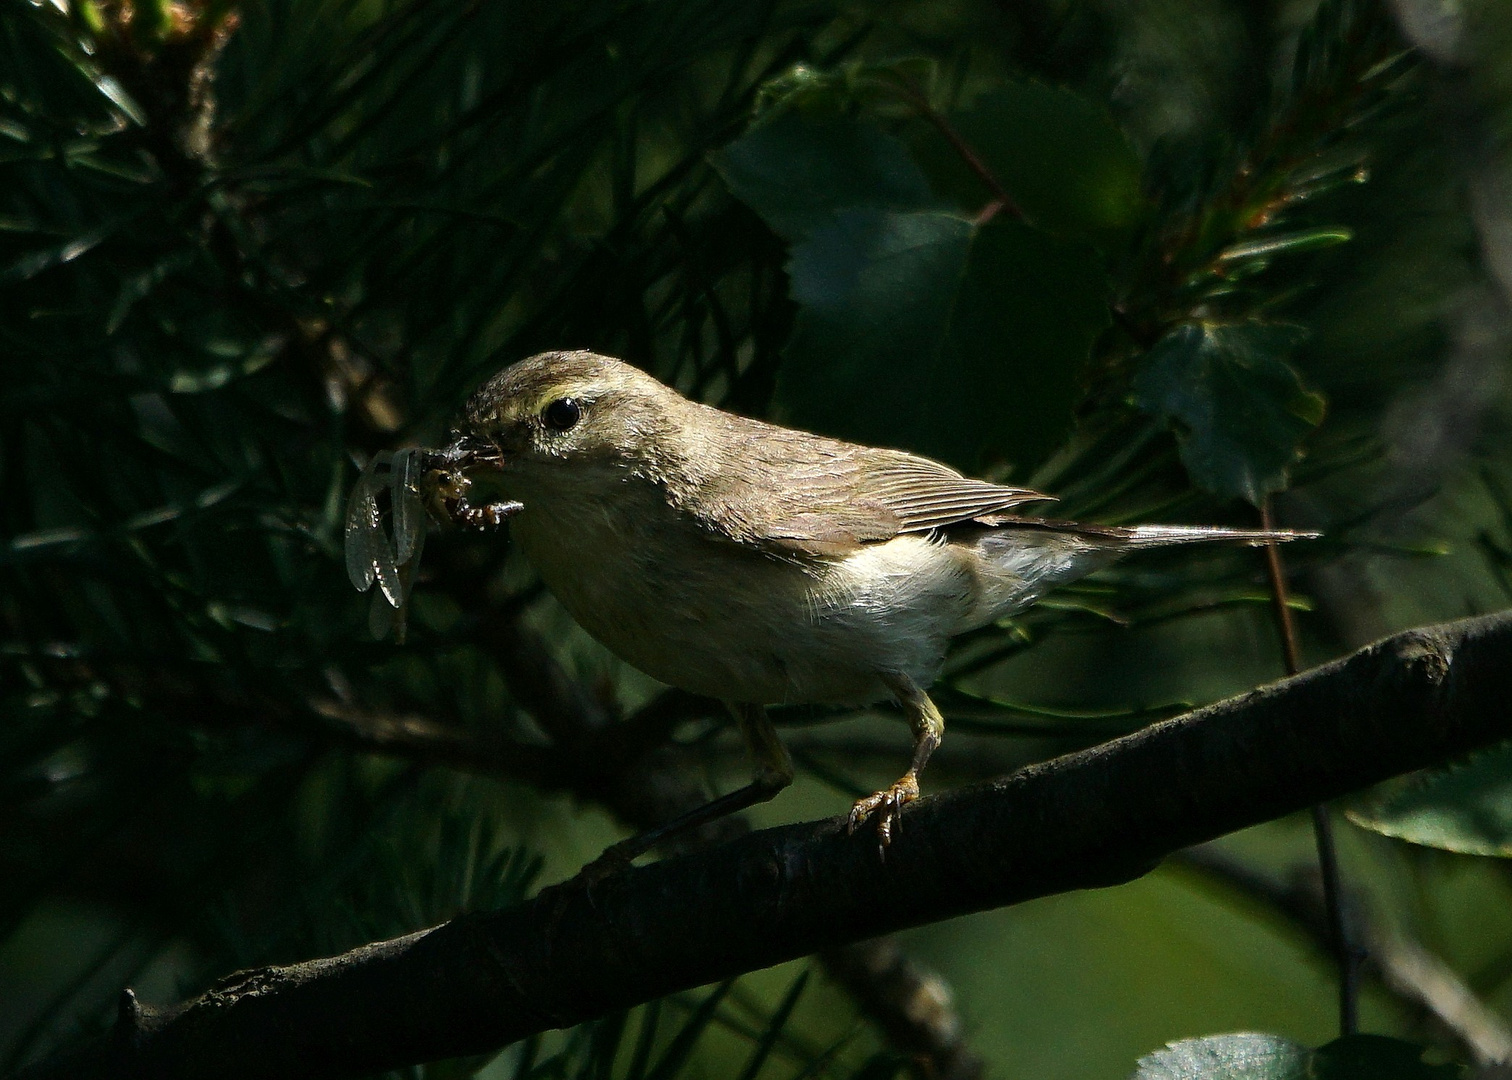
(4, 0), (1512, 1077)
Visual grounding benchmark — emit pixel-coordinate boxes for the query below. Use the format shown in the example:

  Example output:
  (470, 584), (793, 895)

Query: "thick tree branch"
(15, 610), (1512, 1080)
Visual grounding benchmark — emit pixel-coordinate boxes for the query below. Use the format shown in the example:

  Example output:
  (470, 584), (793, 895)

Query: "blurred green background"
(4, 0), (1512, 1077)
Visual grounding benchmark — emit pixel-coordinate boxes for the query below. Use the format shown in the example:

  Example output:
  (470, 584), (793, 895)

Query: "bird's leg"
(594, 702), (794, 867)
(847, 673), (943, 853)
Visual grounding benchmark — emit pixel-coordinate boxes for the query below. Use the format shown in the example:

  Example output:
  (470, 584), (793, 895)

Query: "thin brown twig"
(1261, 501), (1305, 676)
(1261, 496), (1361, 1036)
(888, 77), (1024, 224)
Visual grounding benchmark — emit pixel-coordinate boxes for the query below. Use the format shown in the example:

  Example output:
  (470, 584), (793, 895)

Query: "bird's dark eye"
(542, 398), (581, 432)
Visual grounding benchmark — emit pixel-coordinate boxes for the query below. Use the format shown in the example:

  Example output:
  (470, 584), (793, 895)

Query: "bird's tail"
(961, 518), (1319, 629)
(979, 515), (1320, 549)
(1111, 523), (1321, 549)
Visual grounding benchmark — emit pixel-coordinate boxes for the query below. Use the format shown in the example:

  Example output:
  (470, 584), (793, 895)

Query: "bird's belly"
(514, 506), (971, 705)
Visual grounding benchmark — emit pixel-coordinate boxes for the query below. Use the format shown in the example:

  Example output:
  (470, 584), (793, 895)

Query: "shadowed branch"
(14, 610), (1512, 1080)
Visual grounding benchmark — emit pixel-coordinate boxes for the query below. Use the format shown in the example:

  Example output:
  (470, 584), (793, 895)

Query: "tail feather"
(963, 518), (1320, 627)
(1118, 523), (1320, 549)
(979, 514), (1320, 548)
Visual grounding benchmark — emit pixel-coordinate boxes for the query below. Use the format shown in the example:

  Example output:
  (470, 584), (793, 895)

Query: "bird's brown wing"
(674, 415), (1053, 557)
(844, 455), (1053, 534)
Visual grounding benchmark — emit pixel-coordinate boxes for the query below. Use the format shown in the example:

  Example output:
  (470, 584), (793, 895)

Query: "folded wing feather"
(681, 433), (1054, 557)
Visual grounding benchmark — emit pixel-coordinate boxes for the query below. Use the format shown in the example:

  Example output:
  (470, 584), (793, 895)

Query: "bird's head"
(446, 351), (683, 480)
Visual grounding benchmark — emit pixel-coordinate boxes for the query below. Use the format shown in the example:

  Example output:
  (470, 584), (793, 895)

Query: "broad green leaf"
(1132, 322), (1324, 504)
(1347, 743), (1512, 857)
(710, 113), (936, 241)
(1132, 1034), (1460, 1080)
(947, 81), (1145, 245)
(778, 209), (1108, 471)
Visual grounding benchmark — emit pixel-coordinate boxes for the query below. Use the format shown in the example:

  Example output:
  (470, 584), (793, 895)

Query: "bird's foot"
(574, 836), (641, 886)
(535, 842), (637, 939)
(847, 772), (920, 855)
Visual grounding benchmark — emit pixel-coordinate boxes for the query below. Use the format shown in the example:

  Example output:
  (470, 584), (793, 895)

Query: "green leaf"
(1133, 1034), (1309, 1080)
(1132, 1034), (1461, 1080)
(947, 81), (1145, 245)
(645, 982), (733, 1080)
(778, 209), (1109, 471)
(1217, 228), (1354, 263)
(710, 112), (937, 241)
(734, 970), (809, 1080)
(714, 108), (1110, 468)
(1347, 743), (1512, 857)
(1131, 322), (1324, 504)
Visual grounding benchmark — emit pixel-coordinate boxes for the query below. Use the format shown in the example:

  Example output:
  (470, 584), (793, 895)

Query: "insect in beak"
(426, 432), (519, 528)
(344, 436), (522, 642)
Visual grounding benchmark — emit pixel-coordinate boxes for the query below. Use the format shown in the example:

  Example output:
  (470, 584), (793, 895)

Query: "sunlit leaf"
(1216, 228), (1353, 263)
(1133, 1033), (1308, 1080)
(1133, 1034), (1460, 1080)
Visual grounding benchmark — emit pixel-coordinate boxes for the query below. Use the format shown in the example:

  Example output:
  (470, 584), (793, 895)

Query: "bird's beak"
(438, 430), (505, 470)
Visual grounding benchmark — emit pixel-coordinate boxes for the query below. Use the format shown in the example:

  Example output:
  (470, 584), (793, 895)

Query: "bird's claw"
(577, 836), (641, 885)
(539, 842), (632, 938)
(847, 772), (920, 855)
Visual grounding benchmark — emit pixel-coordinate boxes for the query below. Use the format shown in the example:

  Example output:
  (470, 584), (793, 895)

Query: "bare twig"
(1379, 934), (1512, 1065)
(1261, 497), (1361, 1035)
(887, 77), (1025, 224)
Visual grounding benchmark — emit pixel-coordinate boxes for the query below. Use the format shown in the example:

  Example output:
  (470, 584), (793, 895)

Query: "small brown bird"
(412, 350), (1311, 850)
